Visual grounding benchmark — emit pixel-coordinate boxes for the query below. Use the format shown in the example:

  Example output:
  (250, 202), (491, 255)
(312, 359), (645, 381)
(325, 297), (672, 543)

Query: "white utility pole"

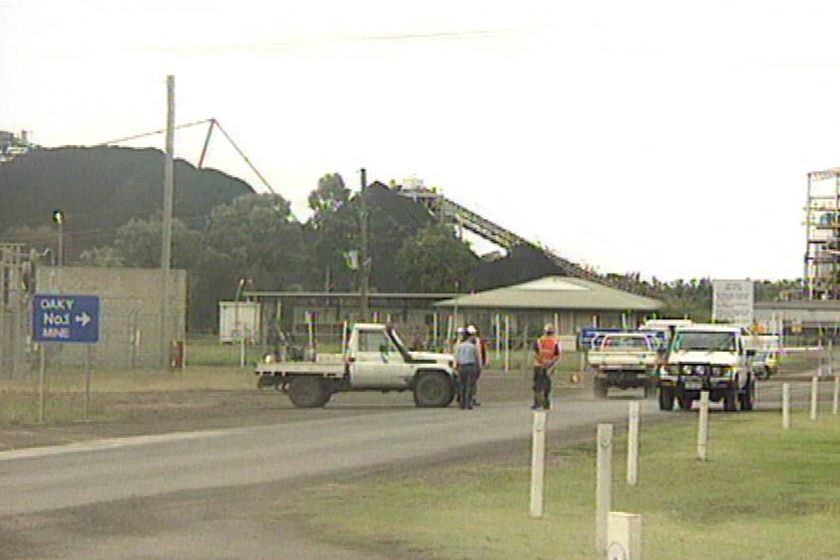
(159, 75), (175, 369)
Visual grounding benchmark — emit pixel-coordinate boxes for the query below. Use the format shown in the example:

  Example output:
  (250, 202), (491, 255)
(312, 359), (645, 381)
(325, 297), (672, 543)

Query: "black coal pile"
(0, 146), (253, 258)
(472, 244), (569, 291)
(353, 182), (437, 292)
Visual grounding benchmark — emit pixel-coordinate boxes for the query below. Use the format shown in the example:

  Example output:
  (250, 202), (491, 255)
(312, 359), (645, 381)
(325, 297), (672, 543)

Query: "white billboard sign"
(712, 280), (754, 324)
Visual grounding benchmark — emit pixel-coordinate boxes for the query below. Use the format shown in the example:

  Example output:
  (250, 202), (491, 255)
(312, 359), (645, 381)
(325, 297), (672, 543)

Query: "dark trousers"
(533, 366), (551, 408)
(458, 364), (479, 409)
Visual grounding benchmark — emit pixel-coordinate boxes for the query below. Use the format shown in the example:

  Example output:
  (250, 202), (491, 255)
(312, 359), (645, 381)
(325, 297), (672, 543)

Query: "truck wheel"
(739, 380), (755, 411)
(723, 388), (738, 412)
(288, 376), (331, 408)
(593, 378), (608, 399)
(658, 387), (674, 411)
(414, 371), (455, 408)
(678, 396), (694, 411)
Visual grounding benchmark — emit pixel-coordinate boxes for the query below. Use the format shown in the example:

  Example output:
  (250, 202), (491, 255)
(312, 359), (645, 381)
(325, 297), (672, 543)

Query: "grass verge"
(0, 366), (254, 426)
(294, 412), (840, 560)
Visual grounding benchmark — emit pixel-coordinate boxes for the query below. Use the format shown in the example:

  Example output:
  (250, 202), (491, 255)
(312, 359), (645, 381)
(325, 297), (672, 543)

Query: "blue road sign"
(32, 294), (100, 344)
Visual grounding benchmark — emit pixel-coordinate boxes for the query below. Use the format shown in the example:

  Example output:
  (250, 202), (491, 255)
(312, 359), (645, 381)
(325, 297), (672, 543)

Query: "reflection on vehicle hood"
(409, 351), (453, 363)
(669, 350), (740, 367)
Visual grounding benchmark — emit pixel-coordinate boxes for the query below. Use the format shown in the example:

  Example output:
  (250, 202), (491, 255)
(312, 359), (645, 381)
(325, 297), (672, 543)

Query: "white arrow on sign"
(75, 311), (92, 327)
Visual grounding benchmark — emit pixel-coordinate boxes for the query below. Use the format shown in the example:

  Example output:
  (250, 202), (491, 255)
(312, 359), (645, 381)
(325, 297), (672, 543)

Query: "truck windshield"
(603, 337), (649, 349)
(672, 332), (737, 352)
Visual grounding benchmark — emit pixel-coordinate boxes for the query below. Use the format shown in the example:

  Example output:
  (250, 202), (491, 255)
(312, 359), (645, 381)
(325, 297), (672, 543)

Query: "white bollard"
(529, 411), (547, 518)
(810, 376), (819, 421)
(627, 401), (640, 486)
(833, 376), (839, 416)
(697, 390), (709, 461)
(782, 382), (791, 430)
(607, 512), (643, 560)
(596, 423), (613, 554)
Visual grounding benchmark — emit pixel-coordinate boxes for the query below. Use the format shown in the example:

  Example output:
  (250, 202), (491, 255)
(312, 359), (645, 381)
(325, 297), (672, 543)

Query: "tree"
(112, 216), (203, 270)
(306, 173), (357, 290)
(77, 246), (125, 267)
(203, 193), (310, 291)
(307, 173), (349, 229)
(395, 223), (477, 293)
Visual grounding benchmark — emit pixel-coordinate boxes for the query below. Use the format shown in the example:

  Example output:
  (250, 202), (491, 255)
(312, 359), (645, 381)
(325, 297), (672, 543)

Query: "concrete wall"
(35, 266), (186, 369)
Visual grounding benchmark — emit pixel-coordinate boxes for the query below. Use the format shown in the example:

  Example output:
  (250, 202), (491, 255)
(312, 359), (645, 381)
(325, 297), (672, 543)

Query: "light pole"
(52, 209), (65, 267)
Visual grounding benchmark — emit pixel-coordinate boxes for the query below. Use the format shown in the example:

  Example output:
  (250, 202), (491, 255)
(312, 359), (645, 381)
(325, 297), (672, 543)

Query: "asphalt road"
(4, 378), (807, 560)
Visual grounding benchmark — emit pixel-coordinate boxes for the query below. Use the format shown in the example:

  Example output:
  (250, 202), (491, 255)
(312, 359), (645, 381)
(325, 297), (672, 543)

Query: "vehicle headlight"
(682, 365), (692, 375)
(263, 354), (276, 364)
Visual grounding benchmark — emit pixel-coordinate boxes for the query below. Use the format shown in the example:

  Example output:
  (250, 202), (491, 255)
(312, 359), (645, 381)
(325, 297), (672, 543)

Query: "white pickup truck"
(588, 333), (658, 398)
(255, 323), (457, 408)
(657, 324), (756, 412)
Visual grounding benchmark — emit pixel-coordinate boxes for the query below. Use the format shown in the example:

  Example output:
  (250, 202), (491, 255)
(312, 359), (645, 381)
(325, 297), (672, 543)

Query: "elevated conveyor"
(397, 186), (593, 279)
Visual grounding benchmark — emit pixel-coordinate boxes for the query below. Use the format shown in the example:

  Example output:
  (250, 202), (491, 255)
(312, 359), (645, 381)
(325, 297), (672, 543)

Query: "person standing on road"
(454, 329), (481, 410)
(466, 325), (488, 406)
(532, 324), (561, 410)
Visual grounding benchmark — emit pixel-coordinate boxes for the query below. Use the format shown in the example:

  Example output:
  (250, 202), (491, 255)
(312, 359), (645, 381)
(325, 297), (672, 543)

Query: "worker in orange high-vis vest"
(532, 324), (561, 410)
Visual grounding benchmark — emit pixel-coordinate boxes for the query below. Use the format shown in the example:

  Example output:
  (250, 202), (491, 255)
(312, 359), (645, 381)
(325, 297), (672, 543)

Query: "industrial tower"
(804, 168), (840, 299)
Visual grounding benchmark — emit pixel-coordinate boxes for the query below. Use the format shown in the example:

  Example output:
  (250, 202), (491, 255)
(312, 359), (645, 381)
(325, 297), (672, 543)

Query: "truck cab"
(657, 324), (755, 412)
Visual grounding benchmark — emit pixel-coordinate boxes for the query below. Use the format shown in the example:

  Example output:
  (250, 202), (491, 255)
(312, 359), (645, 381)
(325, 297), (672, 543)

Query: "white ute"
(255, 323), (457, 408)
(588, 333), (659, 398)
(657, 324), (756, 412)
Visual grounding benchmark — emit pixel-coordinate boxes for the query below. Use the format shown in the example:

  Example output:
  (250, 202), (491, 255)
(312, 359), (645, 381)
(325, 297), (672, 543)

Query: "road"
(3, 377), (809, 559)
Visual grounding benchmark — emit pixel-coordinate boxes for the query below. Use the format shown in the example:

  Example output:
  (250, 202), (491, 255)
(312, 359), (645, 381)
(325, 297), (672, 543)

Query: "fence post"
(782, 382), (791, 430)
(810, 375), (819, 421)
(627, 401), (640, 486)
(38, 344), (46, 423)
(596, 423), (613, 554)
(697, 390), (709, 461)
(529, 411), (547, 518)
(504, 315), (511, 372)
(84, 344), (91, 420)
(833, 376), (839, 416)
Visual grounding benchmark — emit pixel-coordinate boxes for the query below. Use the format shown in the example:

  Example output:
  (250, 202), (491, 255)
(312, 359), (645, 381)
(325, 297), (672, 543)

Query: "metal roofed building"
(753, 300), (839, 343)
(435, 276), (665, 348)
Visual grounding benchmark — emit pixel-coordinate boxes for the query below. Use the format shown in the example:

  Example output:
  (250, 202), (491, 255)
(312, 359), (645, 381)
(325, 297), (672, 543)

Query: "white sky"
(2, 0), (839, 281)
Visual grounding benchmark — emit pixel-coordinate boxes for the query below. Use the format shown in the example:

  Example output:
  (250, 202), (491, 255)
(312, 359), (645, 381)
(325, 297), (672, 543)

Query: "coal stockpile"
(0, 146), (253, 258)
(338, 182), (438, 293)
(472, 244), (568, 291)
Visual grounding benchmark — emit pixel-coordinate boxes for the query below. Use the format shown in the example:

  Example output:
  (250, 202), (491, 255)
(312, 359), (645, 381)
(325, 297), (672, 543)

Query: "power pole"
(160, 75), (175, 368)
(359, 168), (370, 322)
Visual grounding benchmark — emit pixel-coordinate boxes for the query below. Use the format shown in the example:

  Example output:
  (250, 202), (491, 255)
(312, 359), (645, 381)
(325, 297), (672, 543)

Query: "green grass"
(0, 365), (254, 426)
(295, 412), (840, 560)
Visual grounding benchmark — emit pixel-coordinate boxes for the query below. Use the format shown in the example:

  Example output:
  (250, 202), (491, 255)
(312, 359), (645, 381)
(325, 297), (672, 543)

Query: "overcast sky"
(2, 0), (839, 281)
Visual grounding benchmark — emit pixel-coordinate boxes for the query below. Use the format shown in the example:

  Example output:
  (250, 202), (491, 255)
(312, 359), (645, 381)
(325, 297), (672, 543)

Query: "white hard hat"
(456, 327), (465, 334)
(466, 325), (477, 335)
(544, 324), (555, 334)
